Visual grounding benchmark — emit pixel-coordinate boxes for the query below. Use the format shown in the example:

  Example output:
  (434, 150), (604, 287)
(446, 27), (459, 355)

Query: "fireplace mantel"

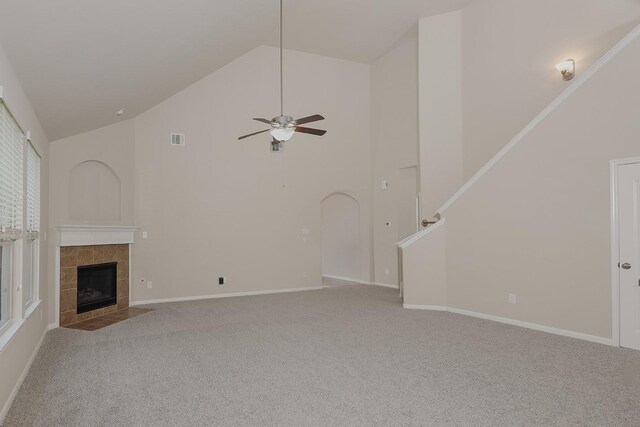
(55, 225), (138, 247)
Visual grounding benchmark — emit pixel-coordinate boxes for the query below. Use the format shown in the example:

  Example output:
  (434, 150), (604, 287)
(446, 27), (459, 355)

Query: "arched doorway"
(321, 192), (361, 284)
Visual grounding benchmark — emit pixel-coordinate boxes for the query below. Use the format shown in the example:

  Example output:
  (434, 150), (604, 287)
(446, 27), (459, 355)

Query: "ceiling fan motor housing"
(271, 115), (295, 129)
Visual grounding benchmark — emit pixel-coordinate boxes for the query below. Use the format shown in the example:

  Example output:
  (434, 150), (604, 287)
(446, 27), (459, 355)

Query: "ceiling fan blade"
(295, 126), (327, 136)
(295, 114), (324, 125)
(238, 129), (270, 140)
(253, 118), (273, 125)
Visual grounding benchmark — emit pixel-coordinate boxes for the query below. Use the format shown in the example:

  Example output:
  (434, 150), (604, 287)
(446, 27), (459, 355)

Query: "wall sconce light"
(555, 59), (575, 81)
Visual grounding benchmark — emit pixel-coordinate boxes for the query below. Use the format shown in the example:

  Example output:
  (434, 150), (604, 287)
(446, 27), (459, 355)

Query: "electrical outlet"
(508, 293), (516, 304)
(147, 281), (153, 289)
(218, 277), (225, 285)
(142, 231), (148, 239)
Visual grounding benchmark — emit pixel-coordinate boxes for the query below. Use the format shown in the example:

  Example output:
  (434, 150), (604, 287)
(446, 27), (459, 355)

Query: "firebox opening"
(77, 262), (117, 314)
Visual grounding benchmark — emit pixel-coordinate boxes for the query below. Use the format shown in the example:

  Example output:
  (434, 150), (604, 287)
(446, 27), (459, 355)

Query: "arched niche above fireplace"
(69, 160), (122, 222)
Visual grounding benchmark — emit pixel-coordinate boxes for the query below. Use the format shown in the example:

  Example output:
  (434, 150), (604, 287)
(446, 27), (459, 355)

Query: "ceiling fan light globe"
(270, 128), (295, 142)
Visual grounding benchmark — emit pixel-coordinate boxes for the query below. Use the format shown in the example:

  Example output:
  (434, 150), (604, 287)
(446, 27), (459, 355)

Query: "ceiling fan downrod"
(237, 0), (327, 149)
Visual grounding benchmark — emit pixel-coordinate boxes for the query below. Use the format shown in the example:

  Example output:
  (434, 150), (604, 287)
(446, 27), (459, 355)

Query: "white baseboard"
(403, 304), (447, 311)
(132, 286), (323, 306)
(322, 274), (362, 283)
(0, 323), (54, 424)
(403, 304), (613, 346)
(321, 275), (399, 290)
(373, 283), (399, 289)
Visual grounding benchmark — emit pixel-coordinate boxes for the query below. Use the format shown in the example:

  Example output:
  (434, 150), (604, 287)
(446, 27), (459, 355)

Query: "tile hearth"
(63, 307), (154, 331)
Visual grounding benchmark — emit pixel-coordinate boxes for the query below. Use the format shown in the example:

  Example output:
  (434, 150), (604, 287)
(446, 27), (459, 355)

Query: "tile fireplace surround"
(59, 244), (129, 326)
(55, 225), (137, 327)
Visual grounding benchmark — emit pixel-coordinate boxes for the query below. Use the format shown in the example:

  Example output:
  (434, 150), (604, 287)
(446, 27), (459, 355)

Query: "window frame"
(23, 238), (39, 312)
(23, 141), (41, 312)
(0, 241), (13, 333)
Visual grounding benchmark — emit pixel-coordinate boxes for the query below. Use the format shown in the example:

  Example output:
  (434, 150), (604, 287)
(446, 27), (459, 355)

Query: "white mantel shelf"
(55, 225), (138, 247)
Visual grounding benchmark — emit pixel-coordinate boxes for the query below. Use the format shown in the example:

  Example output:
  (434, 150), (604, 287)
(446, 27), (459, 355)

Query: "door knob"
(621, 263), (632, 270)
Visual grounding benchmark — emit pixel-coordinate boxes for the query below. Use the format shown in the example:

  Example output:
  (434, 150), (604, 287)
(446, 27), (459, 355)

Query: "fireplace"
(77, 262), (117, 314)
(56, 227), (136, 327)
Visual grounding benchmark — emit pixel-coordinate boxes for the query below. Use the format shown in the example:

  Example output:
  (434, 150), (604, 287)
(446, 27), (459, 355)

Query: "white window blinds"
(26, 142), (40, 239)
(0, 101), (24, 241)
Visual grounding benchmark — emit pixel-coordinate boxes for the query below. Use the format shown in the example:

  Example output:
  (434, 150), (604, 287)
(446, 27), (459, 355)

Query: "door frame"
(610, 157), (640, 347)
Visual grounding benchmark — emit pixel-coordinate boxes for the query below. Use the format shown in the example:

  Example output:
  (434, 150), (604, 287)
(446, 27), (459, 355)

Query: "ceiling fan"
(238, 0), (327, 151)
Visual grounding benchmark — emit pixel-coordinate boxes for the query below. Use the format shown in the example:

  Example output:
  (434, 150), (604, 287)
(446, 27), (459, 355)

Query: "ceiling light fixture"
(270, 125), (295, 142)
(237, 0), (327, 151)
(115, 108), (125, 117)
(555, 59), (575, 81)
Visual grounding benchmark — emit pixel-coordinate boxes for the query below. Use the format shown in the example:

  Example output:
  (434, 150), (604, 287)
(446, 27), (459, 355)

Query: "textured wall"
(370, 28), (419, 286)
(443, 31), (640, 339)
(131, 46), (372, 301)
(419, 11), (463, 219)
(50, 120), (135, 226)
(461, 0), (640, 180)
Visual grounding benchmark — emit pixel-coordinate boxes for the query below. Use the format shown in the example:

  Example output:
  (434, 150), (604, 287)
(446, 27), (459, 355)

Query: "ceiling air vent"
(171, 133), (186, 146)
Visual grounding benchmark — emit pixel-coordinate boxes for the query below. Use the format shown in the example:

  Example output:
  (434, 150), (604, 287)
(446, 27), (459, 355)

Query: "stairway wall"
(461, 0), (640, 181)
(443, 32), (640, 339)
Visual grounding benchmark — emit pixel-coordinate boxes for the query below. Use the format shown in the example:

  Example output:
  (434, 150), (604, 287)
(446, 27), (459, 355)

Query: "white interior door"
(619, 162), (640, 350)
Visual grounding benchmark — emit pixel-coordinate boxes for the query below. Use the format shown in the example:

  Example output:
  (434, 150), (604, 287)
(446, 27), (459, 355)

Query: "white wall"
(395, 166), (419, 241)
(49, 47), (372, 303)
(407, 27), (640, 341)
(370, 28), (419, 287)
(461, 0), (640, 180)
(321, 193), (361, 280)
(131, 46), (371, 301)
(0, 42), (50, 420)
(50, 120), (135, 227)
(402, 222), (446, 308)
(419, 11), (463, 219)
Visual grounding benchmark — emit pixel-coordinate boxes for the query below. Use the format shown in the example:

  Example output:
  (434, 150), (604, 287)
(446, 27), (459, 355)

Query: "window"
(0, 98), (24, 328)
(24, 142), (40, 309)
(0, 101), (24, 240)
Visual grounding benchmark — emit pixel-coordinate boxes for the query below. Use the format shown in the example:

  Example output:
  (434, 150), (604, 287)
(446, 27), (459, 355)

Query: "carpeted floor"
(4, 284), (640, 426)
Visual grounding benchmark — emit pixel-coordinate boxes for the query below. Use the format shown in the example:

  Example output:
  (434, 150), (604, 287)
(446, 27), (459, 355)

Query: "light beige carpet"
(4, 284), (640, 426)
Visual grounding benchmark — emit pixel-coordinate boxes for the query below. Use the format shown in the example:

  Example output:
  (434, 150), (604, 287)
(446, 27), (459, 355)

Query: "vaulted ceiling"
(0, 0), (474, 140)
